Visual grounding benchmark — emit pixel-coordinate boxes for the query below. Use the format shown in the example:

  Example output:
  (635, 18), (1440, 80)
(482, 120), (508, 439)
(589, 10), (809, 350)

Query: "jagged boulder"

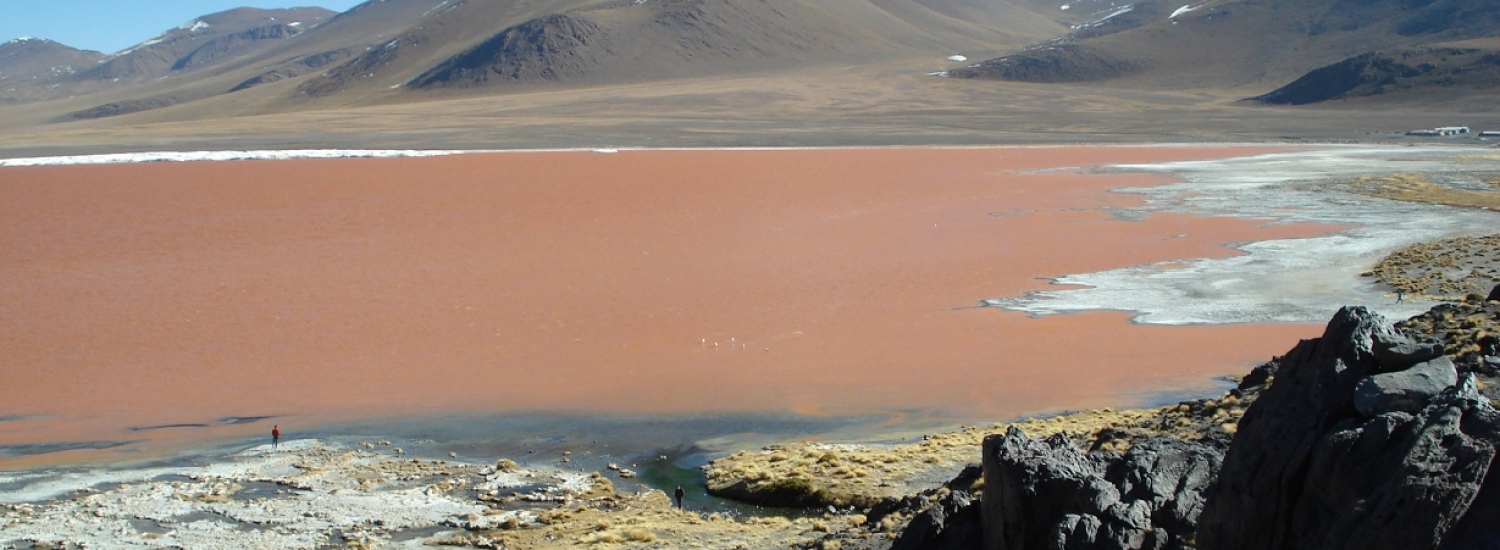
(979, 429), (1218, 550)
(1371, 331), (1444, 372)
(1197, 306), (1500, 550)
(891, 465), (984, 550)
(1352, 357), (1458, 416)
(1107, 438), (1221, 535)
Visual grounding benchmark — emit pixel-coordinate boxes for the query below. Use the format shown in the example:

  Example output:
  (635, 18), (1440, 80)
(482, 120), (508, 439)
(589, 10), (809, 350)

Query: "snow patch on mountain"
(1169, 5), (1198, 19)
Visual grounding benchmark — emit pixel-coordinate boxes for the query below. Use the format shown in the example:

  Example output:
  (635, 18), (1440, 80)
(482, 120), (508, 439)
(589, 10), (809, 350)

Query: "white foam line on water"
(0, 143), (1295, 167)
(988, 147), (1500, 325)
(0, 149), (467, 167)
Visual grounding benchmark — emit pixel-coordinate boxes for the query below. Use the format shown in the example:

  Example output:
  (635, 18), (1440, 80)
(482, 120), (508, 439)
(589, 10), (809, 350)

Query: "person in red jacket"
(272, 425), (281, 450)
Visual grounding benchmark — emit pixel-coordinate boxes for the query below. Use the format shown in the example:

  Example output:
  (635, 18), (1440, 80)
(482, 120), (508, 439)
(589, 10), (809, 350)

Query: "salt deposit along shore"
(3, 144), (1498, 547)
(992, 146), (1500, 324)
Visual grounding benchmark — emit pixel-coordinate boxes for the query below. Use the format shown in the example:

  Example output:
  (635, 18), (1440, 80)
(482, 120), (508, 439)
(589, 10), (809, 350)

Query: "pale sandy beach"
(0, 145), (1340, 468)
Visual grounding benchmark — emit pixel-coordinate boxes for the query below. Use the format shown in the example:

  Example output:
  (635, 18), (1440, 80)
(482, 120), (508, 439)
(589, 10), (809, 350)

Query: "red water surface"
(0, 146), (1330, 467)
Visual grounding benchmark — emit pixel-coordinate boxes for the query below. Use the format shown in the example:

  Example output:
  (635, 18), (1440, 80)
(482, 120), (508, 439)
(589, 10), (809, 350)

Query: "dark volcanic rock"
(891, 466), (984, 550)
(1197, 306), (1500, 550)
(1352, 357), (1458, 416)
(1372, 331), (1445, 372)
(1106, 438), (1221, 535)
(979, 429), (1217, 550)
(1396, 298), (1500, 393)
(1488, 283), (1500, 302)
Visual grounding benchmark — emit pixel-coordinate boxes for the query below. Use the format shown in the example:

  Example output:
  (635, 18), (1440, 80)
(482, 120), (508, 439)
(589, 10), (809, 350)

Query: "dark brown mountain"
(9, 0), (1500, 128)
(225, 0), (466, 89)
(951, 0), (1500, 91)
(1250, 45), (1500, 105)
(299, 0), (1064, 96)
(31, 2), (442, 118)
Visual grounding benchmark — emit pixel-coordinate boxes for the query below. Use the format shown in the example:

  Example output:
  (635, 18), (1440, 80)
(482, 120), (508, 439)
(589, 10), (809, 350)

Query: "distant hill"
(6, 0), (1499, 126)
(950, 0), (1500, 93)
(0, 38), (104, 104)
(1250, 45), (1500, 105)
(3, 0), (1065, 120)
(299, 0), (1064, 96)
(0, 37), (103, 80)
(80, 7), (336, 82)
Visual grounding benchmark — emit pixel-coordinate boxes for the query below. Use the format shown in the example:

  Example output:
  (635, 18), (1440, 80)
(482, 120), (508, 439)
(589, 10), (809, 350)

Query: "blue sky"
(0, 1), (366, 54)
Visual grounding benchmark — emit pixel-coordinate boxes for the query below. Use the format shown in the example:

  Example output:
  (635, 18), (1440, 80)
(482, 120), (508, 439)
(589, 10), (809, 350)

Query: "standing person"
(674, 485), (685, 509)
(272, 425), (281, 450)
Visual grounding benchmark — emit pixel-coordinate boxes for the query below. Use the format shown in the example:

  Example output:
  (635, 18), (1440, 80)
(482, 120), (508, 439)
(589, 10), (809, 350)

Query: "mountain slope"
(0, 38), (106, 105)
(951, 0), (1500, 91)
(8, 0), (1067, 121)
(0, 38), (103, 81)
(299, 0), (1065, 96)
(81, 7), (335, 82)
(1250, 45), (1500, 105)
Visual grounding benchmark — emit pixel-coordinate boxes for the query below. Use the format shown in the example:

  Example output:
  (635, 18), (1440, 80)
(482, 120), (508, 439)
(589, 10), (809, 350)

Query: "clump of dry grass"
(1364, 233), (1500, 300)
(1346, 174), (1500, 210)
(702, 390), (1259, 511)
(477, 489), (837, 550)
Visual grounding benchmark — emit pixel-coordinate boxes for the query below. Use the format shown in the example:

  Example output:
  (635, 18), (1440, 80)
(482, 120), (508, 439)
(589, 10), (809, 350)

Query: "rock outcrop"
(979, 430), (1219, 550)
(1197, 306), (1500, 550)
(1397, 297), (1500, 381)
(889, 465), (984, 550)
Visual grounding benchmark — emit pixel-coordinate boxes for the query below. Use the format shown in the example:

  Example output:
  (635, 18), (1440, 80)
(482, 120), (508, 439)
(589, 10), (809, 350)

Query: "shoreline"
(4, 140), (1486, 166)
(5, 298), (1494, 549)
(0, 376), (1266, 548)
(0, 368), (1247, 474)
(0, 142), (1297, 166)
